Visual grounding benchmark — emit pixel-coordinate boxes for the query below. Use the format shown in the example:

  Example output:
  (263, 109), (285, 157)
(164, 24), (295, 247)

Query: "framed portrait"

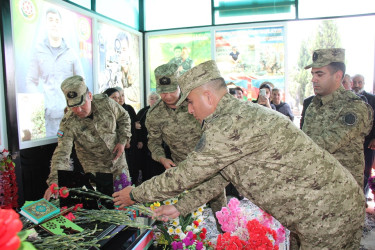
(11, 0), (93, 148)
(96, 20), (142, 111)
(146, 31), (212, 93)
(215, 26), (285, 100)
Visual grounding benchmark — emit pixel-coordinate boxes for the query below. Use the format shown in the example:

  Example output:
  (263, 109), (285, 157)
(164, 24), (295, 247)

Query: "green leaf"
(18, 241), (37, 250)
(18, 230), (33, 241)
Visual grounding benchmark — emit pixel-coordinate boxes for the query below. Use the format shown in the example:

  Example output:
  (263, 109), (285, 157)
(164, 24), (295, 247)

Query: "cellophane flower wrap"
(0, 146), (18, 209)
(215, 198), (286, 249)
(150, 192), (213, 249)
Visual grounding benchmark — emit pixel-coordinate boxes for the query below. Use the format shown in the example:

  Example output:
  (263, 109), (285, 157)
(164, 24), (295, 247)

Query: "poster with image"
(97, 21), (141, 111)
(215, 26), (285, 100)
(11, 0), (93, 147)
(148, 32), (212, 92)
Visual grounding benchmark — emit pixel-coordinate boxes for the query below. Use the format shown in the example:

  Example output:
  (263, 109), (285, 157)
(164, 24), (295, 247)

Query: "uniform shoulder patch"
(57, 130), (64, 138)
(342, 112), (357, 126)
(195, 133), (206, 152)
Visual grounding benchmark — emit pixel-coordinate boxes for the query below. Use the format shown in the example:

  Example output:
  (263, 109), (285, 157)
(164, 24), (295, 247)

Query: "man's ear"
(203, 90), (214, 105)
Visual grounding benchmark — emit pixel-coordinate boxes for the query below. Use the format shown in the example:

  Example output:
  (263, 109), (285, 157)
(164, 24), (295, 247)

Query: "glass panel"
(299, 0), (375, 18)
(69, 0), (91, 9)
(214, 0), (295, 24)
(144, 0), (211, 31)
(147, 32), (212, 92)
(97, 0), (139, 29)
(286, 16), (375, 126)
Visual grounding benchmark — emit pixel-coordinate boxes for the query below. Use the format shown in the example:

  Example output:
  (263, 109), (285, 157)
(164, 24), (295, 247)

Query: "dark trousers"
(364, 140), (374, 193)
(136, 146), (165, 183)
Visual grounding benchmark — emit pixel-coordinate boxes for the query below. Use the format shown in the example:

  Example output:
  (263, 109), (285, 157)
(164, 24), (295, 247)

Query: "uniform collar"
(313, 85), (345, 106)
(202, 93), (233, 128)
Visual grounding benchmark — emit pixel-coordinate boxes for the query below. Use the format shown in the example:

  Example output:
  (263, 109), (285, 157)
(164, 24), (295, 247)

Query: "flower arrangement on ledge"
(215, 198), (286, 250)
(0, 146), (18, 209)
(0, 184), (154, 250)
(149, 193), (213, 250)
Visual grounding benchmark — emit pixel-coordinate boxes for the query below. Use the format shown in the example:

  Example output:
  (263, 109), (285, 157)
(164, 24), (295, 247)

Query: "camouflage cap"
(304, 48), (345, 69)
(154, 63), (179, 94)
(176, 60), (222, 106)
(61, 75), (88, 107)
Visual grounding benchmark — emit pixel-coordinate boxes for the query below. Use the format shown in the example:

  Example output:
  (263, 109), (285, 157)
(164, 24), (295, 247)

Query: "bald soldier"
(113, 60), (365, 249)
(44, 75), (132, 200)
(144, 63), (226, 227)
(302, 48), (373, 188)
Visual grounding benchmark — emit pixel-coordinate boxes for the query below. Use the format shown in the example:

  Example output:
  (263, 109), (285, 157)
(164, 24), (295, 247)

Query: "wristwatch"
(129, 189), (136, 202)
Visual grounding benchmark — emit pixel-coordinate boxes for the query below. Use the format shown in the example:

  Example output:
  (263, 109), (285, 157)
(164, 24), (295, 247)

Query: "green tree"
(292, 20), (342, 105)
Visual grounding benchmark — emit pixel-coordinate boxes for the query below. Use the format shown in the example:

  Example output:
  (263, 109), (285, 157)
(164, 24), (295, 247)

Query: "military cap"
(176, 60), (222, 106)
(304, 48), (345, 69)
(61, 75), (88, 107)
(154, 63), (179, 94)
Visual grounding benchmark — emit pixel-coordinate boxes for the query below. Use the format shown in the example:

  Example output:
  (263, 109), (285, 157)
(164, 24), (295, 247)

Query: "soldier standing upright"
(302, 48), (373, 187)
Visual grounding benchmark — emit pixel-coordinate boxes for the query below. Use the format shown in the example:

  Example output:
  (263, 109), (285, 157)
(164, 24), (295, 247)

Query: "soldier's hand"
(135, 121), (141, 130)
(368, 138), (375, 150)
(137, 142), (143, 149)
(113, 186), (135, 208)
(43, 188), (55, 201)
(153, 205), (180, 221)
(159, 157), (176, 170)
(113, 143), (125, 161)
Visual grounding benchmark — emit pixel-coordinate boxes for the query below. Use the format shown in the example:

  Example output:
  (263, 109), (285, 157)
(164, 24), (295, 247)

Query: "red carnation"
(73, 203), (83, 211)
(199, 232), (206, 240)
(59, 187), (69, 198)
(0, 209), (23, 250)
(64, 212), (76, 221)
(201, 227), (207, 234)
(193, 234), (197, 240)
(193, 220), (199, 226)
(49, 183), (59, 194)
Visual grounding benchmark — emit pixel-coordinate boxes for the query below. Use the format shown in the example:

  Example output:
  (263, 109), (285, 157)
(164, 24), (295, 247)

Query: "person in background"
(135, 92), (165, 182)
(104, 87), (139, 185)
(44, 76), (131, 200)
(235, 86), (244, 100)
(254, 82), (276, 110)
(26, 7), (84, 137)
(352, 74), (375, 192)
(113, 60), (365, 249)
(302, 48), (373, 188)
(342, 74), (352, 90)
(300, 95), (314, 129)
(271, 88), (294, 121)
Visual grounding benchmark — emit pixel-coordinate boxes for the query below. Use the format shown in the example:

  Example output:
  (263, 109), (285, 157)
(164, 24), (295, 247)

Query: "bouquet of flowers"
(0, 146), (18, 209)
(215, 198), (286, 250)
(150, 193), (213, 250)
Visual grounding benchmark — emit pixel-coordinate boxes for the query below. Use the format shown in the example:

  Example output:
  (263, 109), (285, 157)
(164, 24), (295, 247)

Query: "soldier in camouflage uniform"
(113, 60), (365, 249)
(302, 48), (373, 187)
(146, 63), (202, 168)
(44, 75), (132, 200)
(145, 63), (226, 228)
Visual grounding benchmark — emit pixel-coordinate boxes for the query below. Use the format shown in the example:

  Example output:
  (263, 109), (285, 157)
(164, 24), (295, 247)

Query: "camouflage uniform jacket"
(145, 99), (202, 164)
(133, 94), (365, 249)
(47, 94), (131, 185)
(302, 86), (373, 187)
